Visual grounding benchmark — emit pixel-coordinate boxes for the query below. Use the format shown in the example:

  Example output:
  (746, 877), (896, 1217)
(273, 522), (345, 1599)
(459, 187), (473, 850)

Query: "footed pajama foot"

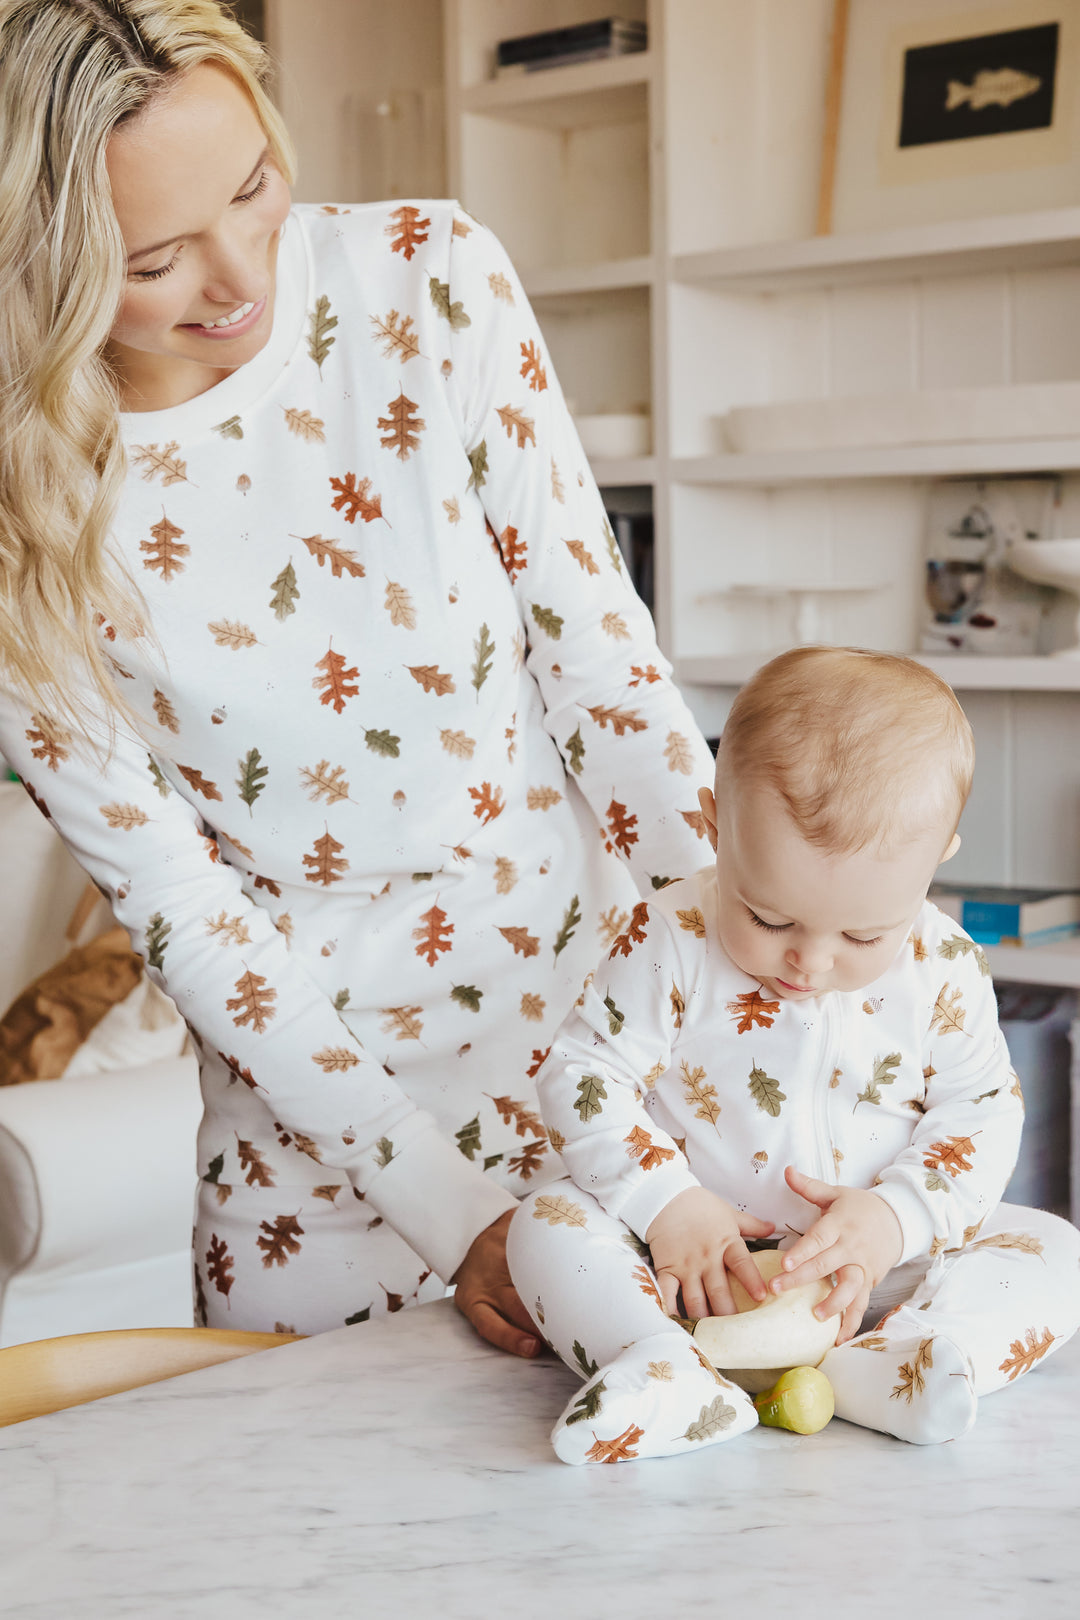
(821, 1330), (976, 1444)
(552, 1328), (758, 1466)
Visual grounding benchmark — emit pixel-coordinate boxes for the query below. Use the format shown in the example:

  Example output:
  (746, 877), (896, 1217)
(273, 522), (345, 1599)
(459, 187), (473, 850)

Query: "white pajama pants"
(508, 1177), (1080, 1461)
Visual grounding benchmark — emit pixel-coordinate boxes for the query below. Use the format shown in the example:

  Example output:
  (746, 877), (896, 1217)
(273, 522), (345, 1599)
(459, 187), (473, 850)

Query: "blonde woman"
(0, 0), (716, 1347)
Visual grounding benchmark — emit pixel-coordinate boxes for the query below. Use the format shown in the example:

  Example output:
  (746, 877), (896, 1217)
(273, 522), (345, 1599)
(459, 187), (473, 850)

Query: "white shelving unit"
(444, 0), (1080, 975)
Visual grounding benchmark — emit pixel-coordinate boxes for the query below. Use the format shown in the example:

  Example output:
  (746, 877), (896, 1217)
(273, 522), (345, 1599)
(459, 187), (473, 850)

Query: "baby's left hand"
(770, 1166), (904, 1342)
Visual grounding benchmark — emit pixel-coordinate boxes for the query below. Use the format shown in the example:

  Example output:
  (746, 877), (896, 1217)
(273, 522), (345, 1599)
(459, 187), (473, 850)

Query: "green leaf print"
(622, 1230), (652, 1261)
(748, 1064), (786, 1117)
(854, 1052), (902, 1111)
(427, 274), (471, 330)
(574, 1073), (607, 1123)
(333, 988), (351, 1011)
(213, 415), (244, 440)
(553, 893), (582, 960)
(531, 603), (564, 640)
(681, 1395), (739, 1442)
(603, 517), (624, 576)
(450, 983), (483, 1012)
(308, 294), (338, 375)
(924, 1168), (950, 1194)
(483, 1153), (504, 1171)
(147, 756), (172, 798)
(270, 560), (300, 621)
(604, 994), (625, 1036)
(237, 748), (268, 814)
(203, 1152), (224, 1185)
(565, 1377), (607, 1426)
(467, 439), (488, 491)
(363, 727), (401, 758)
(937, 935), (991, 977)
(344, 1306), (372, 1325)
(651, 875), (674, 890)
(412, 872), (434, 883)
(146, 911), (171, 970)
(573, 1340), (600, 1379)
(471, 622), (494, 696)
(566, 725), (585, 776)
(456, 1115), (482, 1160)
(374, 1137), (396, 1168)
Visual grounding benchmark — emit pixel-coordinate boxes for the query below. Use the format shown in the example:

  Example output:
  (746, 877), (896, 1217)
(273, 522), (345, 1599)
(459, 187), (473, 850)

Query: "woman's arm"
(444, 214), (715, 890)
(0, 695), (516, 1285)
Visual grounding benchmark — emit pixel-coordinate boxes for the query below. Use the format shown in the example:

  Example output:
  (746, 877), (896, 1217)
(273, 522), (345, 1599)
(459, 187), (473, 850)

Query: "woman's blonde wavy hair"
(0, 0), (294, 735)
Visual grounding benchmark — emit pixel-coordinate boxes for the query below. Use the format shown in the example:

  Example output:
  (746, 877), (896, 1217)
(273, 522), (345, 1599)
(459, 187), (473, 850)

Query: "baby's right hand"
(645, 1186), (775, 1319)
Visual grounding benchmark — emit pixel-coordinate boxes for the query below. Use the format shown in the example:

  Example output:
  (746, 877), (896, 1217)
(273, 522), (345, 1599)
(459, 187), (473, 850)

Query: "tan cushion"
(0, 928), (143, 1085)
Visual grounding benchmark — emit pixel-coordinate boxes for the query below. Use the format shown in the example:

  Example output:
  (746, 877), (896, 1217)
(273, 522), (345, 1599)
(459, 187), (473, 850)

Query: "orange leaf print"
(998, 1326), (1056, 1381)
(25, 715), (70, 772)
(152, 689), (180, 734)
(414, 902), (454, 966)
(508, 1139), (548, 1180)
(495, 404), (536, 449)
(495, 520), (527, 582)
(664, 730), (695, 775)
(386, 203), (430, 260)
(99, 802), (149, 830)
(929, 983), (968, 1036)
(226, 970), (277, 1032)
(633, 1264), (664, 1308)
(624, 1124), (677, 1172)
(727, 990), (781, 1033)
(378, 391), (425, 460)
(564, 539), (598, 575)
(140, 514), (189, 579)
(487, 1094), (546, 1139)
(370, 309), (420, 363)
(585, 1422), (644, 1463)
(314, 646), (360, 713)
(610, 900), (649, 958)
(256, 1213), (304, 1268)
(586, 703), (647, 736)
(468, 781), (505, 824)
(300, 532), (366, 578)
(497, 925), (540, 958)
(329, 472), (386, 526)
(408, 664), (456, 696)
(629, 664), (662, 687)
(519, 339), (548, 392)
(177, 764), (223, 801)
(237, 1138), (275, 1188)
(312, 1047), (360, 1073)
(605, 798), (639, 858)
(303, 829), (349, 887)
(680, 807), (709, 839)
(526, 1046), (550, 1079)
(922, 1133), (979, 1178)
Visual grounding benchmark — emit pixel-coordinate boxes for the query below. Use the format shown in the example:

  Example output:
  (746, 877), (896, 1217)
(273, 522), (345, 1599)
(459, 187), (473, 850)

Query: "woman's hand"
(451, 1208), (544, 1358)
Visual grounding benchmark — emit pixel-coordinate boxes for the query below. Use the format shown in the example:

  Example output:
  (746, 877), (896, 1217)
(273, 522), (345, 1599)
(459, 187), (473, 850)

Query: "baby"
(508, 647), (1080, 1463)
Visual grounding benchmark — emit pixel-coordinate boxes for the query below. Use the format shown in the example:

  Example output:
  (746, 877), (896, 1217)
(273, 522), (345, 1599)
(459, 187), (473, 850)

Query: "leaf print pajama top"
(0, 201), (716, 1328)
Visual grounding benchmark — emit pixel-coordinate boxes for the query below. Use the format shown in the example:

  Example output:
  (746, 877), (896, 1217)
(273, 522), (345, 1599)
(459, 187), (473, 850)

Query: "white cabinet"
(443, 0), (1080, 984)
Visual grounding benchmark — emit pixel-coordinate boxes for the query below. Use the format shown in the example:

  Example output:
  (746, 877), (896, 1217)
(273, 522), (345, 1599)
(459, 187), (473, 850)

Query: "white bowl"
(575, 412), (651, 460)
(1006, 539), (1080, 657)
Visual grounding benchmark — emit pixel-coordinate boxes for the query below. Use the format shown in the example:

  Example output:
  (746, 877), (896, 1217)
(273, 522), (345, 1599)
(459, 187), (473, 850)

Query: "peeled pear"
(691, 1250), (840, 1394)
(754, 1366), (834, 1434)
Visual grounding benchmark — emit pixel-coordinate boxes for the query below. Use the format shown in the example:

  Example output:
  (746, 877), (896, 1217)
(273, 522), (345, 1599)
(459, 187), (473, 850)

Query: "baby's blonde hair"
(716, 646), (974, 855)
(0, 0), (295, 734)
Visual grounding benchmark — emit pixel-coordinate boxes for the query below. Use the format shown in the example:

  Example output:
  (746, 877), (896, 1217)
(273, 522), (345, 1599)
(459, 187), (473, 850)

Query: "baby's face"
(708, 784), (955, 1002)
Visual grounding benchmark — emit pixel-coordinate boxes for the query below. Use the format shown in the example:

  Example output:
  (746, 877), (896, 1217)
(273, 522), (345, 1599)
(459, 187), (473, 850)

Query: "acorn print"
(752, 1151), (768, 1174)
(392, 790), (406, 810)
(237, 474), (251, 496)
(449, 582), (459, 603)
(211, 706), (227, 725)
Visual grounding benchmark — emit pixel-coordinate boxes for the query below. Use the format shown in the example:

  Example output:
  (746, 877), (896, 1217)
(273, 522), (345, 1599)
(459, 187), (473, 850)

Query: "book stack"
(930, 883), (1080, 947)
(495, 17), (648, 76)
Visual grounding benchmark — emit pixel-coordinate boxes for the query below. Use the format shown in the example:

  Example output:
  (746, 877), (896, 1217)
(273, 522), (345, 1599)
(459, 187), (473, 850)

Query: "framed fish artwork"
(821, 0), (1080, 233)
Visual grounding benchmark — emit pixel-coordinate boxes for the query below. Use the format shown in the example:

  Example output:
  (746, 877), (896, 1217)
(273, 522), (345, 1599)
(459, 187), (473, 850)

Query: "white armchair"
(0, 778), (201, 1347)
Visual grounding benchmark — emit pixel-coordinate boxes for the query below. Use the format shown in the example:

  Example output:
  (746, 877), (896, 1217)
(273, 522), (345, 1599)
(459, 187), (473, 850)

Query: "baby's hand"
(771, 1166), (904, 1343)
(645, 1186), (775, 1320)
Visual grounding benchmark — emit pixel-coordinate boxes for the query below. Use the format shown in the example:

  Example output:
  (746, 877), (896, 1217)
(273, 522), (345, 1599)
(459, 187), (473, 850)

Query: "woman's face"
(105, 62), (291, 409)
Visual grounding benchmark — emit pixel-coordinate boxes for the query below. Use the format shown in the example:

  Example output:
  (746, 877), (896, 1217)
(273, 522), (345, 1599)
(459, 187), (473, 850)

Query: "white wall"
(266, 0), (446, 204)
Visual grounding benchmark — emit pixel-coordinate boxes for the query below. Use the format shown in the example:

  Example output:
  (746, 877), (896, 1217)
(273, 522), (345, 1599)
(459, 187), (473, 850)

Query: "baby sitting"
(509, 646), (1080, 1463)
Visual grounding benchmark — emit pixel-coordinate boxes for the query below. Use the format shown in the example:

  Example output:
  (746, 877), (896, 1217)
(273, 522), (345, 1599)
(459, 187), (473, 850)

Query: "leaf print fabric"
(0, 202), (716, 1301)
(537, 870), (1023, 1259)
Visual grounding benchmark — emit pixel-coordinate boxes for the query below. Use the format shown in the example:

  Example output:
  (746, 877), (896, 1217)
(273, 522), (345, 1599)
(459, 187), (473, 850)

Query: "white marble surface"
(2, 1298), (1078, 1619)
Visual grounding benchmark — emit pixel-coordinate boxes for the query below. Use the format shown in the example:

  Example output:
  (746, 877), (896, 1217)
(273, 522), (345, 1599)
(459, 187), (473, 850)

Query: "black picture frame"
(899, 22), (1059, 149)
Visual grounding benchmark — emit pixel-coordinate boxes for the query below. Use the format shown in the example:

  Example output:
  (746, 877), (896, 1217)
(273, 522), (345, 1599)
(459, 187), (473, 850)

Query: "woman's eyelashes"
(130, 170), (270, 280)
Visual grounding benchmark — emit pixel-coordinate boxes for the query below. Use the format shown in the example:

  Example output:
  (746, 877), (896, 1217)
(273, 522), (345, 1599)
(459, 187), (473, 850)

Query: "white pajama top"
(0, 201), (715, 1285)
(537, 869), (1024, 1264)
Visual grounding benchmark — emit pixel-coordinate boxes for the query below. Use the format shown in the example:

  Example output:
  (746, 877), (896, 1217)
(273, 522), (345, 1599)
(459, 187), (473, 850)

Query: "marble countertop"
(2, 1297), (1078, 1619)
